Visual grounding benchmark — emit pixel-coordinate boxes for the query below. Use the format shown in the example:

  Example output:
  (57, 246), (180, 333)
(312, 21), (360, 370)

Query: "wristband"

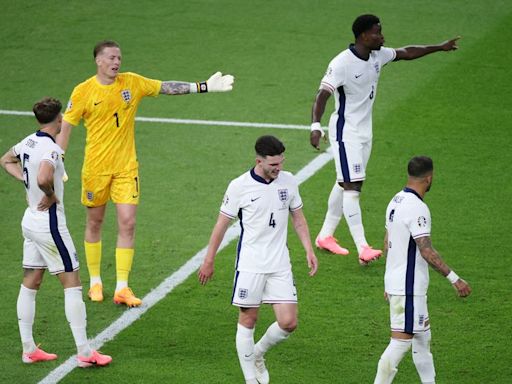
(446, 271), (459, 284)
(311, 122), (325, 137)
(190, 81), (208, 94)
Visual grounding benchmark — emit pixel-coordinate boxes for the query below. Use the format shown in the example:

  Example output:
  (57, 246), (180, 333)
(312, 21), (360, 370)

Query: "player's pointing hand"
(441, 36), (461, 51)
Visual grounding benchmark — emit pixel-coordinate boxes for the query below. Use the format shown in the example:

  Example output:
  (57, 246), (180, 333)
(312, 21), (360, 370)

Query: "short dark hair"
(93, 40), (120, 58)
(32, 97), (62, 124)
(352, 14), (380, 38)
(408, 156), (433, 178)
(255, 135), (286, 157)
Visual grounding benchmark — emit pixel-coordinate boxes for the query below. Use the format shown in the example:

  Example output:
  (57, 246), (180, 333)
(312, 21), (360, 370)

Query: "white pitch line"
(33, 112), (332, 383)
(0, 109), (310, 130)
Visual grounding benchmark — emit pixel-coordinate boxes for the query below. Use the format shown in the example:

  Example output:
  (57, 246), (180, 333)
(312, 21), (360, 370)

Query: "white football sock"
(89, 276), (102, 287)
(318, 183), (344, 238)
(115, 281), (128, 291)
(343, 190), (368, 253)
(254, 322), (291, 358)
(374, 338), (412, 384)
(236, 323), (256, 380)
(17, 284), (37, 353)
(64, 287), (92, 356)
(413, 330), (436, 384)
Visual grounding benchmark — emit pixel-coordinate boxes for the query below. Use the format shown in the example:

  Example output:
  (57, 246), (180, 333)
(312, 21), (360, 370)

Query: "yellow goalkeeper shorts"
(81, 168), (140, 207)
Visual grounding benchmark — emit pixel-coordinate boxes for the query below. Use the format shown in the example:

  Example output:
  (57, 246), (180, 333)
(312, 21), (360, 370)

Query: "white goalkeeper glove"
(206, 72), (234, 92)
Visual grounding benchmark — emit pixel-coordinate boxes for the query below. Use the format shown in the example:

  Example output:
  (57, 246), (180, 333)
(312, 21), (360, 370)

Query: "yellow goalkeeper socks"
(116, 248), (134, 288)
(84, 241), (102, 283)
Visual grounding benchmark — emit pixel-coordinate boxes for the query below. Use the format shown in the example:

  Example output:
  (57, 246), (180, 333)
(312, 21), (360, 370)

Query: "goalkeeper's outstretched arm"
(160, 72), (234, 95)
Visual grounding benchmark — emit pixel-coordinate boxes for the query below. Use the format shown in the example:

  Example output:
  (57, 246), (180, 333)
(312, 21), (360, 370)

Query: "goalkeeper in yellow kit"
(58, 40), (234, 307)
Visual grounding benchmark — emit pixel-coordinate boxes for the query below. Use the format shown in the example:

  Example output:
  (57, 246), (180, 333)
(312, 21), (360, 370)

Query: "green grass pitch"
(0, 1), (511, 383)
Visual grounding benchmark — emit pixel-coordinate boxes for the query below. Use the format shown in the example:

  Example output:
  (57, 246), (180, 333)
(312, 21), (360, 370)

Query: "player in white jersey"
(373, 156), (471, 384)
(0, 97), (111, 367)
(198, 135), (318, 384)
(310, 14), (461, 264)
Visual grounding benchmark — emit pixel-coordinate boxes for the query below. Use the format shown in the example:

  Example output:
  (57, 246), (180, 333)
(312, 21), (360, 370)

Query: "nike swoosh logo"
(244, 353), (253, 358)
(250, 197), (261, 202)
(348, 213), (359, 218)
(355, 73), (363, 78)
(94, 101), (103, 106)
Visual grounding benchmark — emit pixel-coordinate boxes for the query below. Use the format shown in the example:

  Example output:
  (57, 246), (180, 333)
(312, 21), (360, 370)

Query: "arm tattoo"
(160, 81), (191, 95)
(415, 236), (450, 276)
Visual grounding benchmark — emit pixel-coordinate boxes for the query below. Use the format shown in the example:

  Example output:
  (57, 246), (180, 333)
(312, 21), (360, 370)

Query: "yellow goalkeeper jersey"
(64, 72), (162, 175)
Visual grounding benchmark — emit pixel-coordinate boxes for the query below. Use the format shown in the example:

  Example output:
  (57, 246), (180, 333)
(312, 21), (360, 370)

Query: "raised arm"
(415, 235), (471, 297)
(160, 72), (234, 95)
(290, 208), (318, 276)
(56, 120), (74, 152)
(310, 88), (331, 150)
(0, 149), (23, 181)
(394, 37), (460, 61)
(198, 213), (233, 285)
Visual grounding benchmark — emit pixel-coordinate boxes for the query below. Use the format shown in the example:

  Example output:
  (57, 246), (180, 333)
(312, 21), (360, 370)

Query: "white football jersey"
(384, 188), (432, 296)
(220, 169), (303, 273)
(320, 45), (396, 143)
(12, 131), (67, 231)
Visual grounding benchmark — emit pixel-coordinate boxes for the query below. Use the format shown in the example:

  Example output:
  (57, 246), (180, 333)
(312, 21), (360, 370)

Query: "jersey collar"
(349, 44), (369, 62)
(403, 187), (423, 201)
(36, 130), (56, 143)
(250, 167), (274, 184)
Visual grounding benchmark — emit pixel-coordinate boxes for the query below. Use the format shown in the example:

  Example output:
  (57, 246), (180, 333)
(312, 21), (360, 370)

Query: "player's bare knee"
(86, 216), (104, 233)
(278, 317), (297, 332)
(23, 280), (42, 290)
(119, 216), (136, 233)
(239, 318), (257, 329)
(58, 271), (82, 289)
(22, 268), (44, 290)
(239, 307), (258, 328)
